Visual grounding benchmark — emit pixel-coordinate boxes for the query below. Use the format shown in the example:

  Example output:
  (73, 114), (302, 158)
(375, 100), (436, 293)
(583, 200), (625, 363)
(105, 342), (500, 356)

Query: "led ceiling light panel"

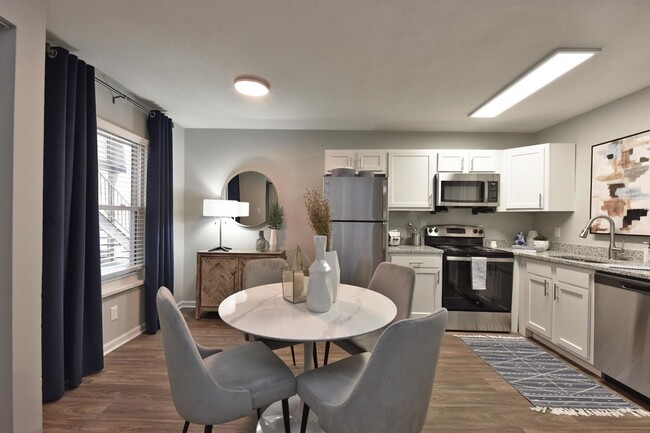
(234, 75), (270, 97)
(469, 48), (601, 118)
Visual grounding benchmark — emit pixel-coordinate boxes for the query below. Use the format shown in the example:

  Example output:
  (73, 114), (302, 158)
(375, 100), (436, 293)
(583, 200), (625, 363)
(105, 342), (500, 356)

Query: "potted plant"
(533, 235), (550, 251)
(267, 202), (284, 251)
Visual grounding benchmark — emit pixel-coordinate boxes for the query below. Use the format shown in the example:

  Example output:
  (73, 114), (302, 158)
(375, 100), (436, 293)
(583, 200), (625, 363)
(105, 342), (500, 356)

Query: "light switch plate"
(554, 226), (561, 238)
(110, 306), (118, 322)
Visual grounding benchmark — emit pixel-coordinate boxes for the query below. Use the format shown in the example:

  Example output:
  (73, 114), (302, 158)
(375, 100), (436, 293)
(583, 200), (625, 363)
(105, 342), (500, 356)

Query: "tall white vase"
(269, 228), (278, 251)
(325, 250), (340, 303)
(307, 235), (332, 313)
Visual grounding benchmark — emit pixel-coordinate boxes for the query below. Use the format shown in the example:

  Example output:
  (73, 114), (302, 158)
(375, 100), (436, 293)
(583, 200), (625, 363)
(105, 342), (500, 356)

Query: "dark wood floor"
(43, 309), (650, 432)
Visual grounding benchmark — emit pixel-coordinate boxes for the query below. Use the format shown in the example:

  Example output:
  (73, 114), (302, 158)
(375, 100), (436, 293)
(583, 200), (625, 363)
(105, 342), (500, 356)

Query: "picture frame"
(590, 129), (650, 235)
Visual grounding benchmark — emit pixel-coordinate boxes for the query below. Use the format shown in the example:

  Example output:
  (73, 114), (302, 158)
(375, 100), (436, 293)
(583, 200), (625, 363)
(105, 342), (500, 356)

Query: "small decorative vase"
(256, 230), (270, 252)
(514, 232), (526, 246)
(324, 250), (340, 303)
(269, 228), (278, 251)
(307, 235), (332, 313)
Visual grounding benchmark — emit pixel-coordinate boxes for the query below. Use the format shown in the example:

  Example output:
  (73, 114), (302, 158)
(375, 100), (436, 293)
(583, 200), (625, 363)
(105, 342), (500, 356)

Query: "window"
(97, 120), (147, 280)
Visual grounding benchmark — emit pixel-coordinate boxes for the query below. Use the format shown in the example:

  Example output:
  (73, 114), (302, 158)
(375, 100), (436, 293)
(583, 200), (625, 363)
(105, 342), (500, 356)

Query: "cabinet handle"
(470, 157), (474, 172)
(409, 261), (423, 267)
(544, 280), (549, 296)
(461, 157), (465, 172)
(436, 269), (440, 284)
(428, 194), (432, 205)
(538, 193), (543, 208)
(553, 283), (558, 301)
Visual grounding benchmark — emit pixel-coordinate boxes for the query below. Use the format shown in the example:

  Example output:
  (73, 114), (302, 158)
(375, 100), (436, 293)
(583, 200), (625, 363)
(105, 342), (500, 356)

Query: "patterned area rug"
(457, 334), (650, 417)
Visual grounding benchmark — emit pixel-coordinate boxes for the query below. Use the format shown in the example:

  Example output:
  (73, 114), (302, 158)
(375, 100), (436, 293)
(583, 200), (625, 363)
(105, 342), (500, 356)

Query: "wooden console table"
(195, 250), (287, 319)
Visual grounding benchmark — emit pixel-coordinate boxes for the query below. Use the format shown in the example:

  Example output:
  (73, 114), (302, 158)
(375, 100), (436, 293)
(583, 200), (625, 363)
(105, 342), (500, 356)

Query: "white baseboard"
(178, 300), (196, 309)
(103, 323), (146, 356)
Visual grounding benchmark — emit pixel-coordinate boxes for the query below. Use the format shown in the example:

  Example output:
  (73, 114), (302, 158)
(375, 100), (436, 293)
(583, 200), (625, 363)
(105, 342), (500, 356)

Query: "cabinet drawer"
(526, 260), (552, 278)
(391, 255), (440, 269)
(556, 265), (591, 288)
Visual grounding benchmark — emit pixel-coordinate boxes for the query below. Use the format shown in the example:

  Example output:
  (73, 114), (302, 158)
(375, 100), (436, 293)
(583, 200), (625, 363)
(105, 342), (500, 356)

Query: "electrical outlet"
(420, 220), (427, 229)
(110, 306), (118, 322)
(554, 226), (561, 238)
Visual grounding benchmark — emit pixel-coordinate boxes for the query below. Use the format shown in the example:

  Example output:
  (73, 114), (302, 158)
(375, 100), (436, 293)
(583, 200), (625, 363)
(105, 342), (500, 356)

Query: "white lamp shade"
(203, 199), (239, 217)
(238, 202), (250, 217)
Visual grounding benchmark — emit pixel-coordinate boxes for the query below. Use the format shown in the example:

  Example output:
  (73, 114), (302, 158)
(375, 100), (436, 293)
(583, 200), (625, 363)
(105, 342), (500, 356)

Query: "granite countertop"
(509, 248), (650, 280)
(387, 245), (443, 254)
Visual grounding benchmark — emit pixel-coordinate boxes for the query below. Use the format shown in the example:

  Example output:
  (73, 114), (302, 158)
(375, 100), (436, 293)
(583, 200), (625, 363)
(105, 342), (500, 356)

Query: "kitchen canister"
(307, 235), (332, 313)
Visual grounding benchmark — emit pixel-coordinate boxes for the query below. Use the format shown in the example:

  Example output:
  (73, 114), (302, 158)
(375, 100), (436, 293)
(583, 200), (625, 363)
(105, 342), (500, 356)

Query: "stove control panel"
(426, 224), (484, 238)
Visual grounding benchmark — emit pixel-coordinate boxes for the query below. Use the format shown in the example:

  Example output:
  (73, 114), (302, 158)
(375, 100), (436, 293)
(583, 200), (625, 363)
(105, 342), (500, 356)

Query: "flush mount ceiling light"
(469, 48), (601, 118)
(234, 75), (270, 97)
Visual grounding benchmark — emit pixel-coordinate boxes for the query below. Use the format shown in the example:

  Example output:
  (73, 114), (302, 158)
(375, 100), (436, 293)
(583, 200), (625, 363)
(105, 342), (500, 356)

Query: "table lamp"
(203, 199), (250, 251)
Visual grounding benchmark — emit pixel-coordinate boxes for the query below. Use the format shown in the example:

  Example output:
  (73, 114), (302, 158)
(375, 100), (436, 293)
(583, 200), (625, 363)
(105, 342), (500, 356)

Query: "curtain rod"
(94, 78), (155, 116)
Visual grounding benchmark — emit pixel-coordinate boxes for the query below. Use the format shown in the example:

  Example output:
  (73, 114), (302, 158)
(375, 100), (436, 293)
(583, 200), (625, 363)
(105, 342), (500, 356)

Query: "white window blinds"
(97, 128), (147, 279)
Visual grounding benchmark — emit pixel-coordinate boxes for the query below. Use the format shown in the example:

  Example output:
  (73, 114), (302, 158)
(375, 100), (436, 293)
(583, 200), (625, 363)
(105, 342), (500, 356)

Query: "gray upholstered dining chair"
(156, 286), (296, 433)
(323, 261), (416, 363)
(297, 308), (448, 433)
(242, 258), (301, 366)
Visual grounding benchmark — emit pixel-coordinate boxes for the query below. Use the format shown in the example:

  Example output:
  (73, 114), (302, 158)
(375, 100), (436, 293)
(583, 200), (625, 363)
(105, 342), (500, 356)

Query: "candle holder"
(282, 246), (310, 303)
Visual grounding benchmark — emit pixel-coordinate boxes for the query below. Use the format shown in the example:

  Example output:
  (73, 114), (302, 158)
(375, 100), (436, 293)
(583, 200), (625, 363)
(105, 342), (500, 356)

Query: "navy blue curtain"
(145, 111), (174, 334)
(42, 47), (104, 402)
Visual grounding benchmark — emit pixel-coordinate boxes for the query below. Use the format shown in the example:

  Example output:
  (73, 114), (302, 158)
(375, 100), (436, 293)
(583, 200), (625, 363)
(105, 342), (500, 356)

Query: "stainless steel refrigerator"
(323, 175), (388, 288)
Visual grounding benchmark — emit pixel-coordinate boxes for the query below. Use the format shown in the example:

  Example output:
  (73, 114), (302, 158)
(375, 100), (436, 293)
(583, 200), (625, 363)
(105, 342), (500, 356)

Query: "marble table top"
(218, 283), (397, 343)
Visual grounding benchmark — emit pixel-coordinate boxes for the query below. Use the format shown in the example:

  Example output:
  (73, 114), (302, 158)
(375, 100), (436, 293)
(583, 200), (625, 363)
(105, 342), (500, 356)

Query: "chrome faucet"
(579, 215), (621, 260)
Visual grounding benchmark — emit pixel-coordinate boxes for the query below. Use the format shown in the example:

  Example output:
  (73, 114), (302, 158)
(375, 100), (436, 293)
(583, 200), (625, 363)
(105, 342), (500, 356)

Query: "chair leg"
(312, 343), (318, 368)
(204, 425), (213, 433)
(324, 341), (331, 365)
(290, 345), (296, 366)
(257, 408), (261, 419)
(281, 398), (291, 433)
(182, 420), (190, 433)
(300, 403), (310, 433)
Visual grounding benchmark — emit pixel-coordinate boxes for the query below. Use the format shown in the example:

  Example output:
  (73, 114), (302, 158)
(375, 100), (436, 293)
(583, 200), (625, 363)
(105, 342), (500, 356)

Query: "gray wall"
(1, 1), (46, 432)
(181, 129), (534, 302)
(534, 85), (650, 253)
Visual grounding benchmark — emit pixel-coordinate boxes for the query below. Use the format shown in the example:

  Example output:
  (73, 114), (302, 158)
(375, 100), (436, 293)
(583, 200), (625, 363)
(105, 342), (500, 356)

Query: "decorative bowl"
(533, 240), (550, 251)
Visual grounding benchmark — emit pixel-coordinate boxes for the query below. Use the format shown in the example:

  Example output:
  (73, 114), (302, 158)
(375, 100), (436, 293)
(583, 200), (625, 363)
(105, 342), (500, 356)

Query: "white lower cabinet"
(389, 254), (442, 318)
(525, 259), (593, 361)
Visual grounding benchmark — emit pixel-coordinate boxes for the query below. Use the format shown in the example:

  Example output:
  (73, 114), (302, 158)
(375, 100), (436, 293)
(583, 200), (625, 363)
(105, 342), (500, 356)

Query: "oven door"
(442, 256), (513, 312)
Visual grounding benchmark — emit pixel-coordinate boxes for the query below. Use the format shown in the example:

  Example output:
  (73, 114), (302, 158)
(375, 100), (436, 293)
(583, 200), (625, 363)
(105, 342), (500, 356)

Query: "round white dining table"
(218, 282), (397, 432)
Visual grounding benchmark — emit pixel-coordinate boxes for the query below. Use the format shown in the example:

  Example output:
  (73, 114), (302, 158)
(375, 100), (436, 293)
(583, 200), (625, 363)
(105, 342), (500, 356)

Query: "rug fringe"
(455, 334), (525, 340)
(531, 406), (650, 417)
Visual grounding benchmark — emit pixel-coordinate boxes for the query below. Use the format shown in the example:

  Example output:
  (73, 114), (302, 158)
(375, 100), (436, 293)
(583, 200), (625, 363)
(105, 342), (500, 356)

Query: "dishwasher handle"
(595, 271), (650, 295)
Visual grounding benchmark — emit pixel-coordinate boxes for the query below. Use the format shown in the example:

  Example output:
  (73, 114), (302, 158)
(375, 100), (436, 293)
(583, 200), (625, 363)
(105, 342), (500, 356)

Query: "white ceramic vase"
(269, 228), (278, 251)
(307, 235), (332, 313)
(324, 250), (340, 303)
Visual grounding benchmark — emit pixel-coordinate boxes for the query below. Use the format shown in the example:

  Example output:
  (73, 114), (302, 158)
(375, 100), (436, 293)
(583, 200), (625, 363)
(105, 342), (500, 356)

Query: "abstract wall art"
(590, 129), (650, 235)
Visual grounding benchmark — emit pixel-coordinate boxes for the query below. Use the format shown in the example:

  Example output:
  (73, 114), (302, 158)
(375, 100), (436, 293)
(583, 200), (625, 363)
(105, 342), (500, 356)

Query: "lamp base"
(209, 246), (232, 252)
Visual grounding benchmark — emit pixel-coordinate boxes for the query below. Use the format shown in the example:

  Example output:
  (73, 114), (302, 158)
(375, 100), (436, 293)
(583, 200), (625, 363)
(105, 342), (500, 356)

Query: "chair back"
(320, 308), (448, 433)
(156, 287), (250, 425)
(368, 262), (415, 322)
(243, 258), (288, 289)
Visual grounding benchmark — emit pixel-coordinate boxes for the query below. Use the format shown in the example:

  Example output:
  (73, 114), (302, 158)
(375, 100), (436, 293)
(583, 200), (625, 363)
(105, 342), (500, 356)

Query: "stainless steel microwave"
(435, 173), (500, 208)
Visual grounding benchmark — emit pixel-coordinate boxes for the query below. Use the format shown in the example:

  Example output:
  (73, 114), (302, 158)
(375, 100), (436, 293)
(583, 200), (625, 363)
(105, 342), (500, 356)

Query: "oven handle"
(446, 256), (514, 263)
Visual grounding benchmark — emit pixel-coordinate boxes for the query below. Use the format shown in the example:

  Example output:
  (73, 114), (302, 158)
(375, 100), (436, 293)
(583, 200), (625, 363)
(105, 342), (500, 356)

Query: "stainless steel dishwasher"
(594, 271), (650, 398)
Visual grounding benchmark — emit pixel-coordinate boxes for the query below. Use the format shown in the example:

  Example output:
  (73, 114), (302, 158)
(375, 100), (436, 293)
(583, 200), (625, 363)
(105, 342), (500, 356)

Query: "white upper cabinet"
(324, 149), (387, 173)
(388, 150), (436, 210)
(500, 143), (575, 212)
(437, 150), (499, 173)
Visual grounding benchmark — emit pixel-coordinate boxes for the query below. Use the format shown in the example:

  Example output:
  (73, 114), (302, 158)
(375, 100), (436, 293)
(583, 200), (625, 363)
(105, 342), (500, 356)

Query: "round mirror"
(223, 171), (278, 227)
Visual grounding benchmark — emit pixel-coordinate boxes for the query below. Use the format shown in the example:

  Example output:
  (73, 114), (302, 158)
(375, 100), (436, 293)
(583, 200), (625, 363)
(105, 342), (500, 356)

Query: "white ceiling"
(46, 0), (650, 133)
